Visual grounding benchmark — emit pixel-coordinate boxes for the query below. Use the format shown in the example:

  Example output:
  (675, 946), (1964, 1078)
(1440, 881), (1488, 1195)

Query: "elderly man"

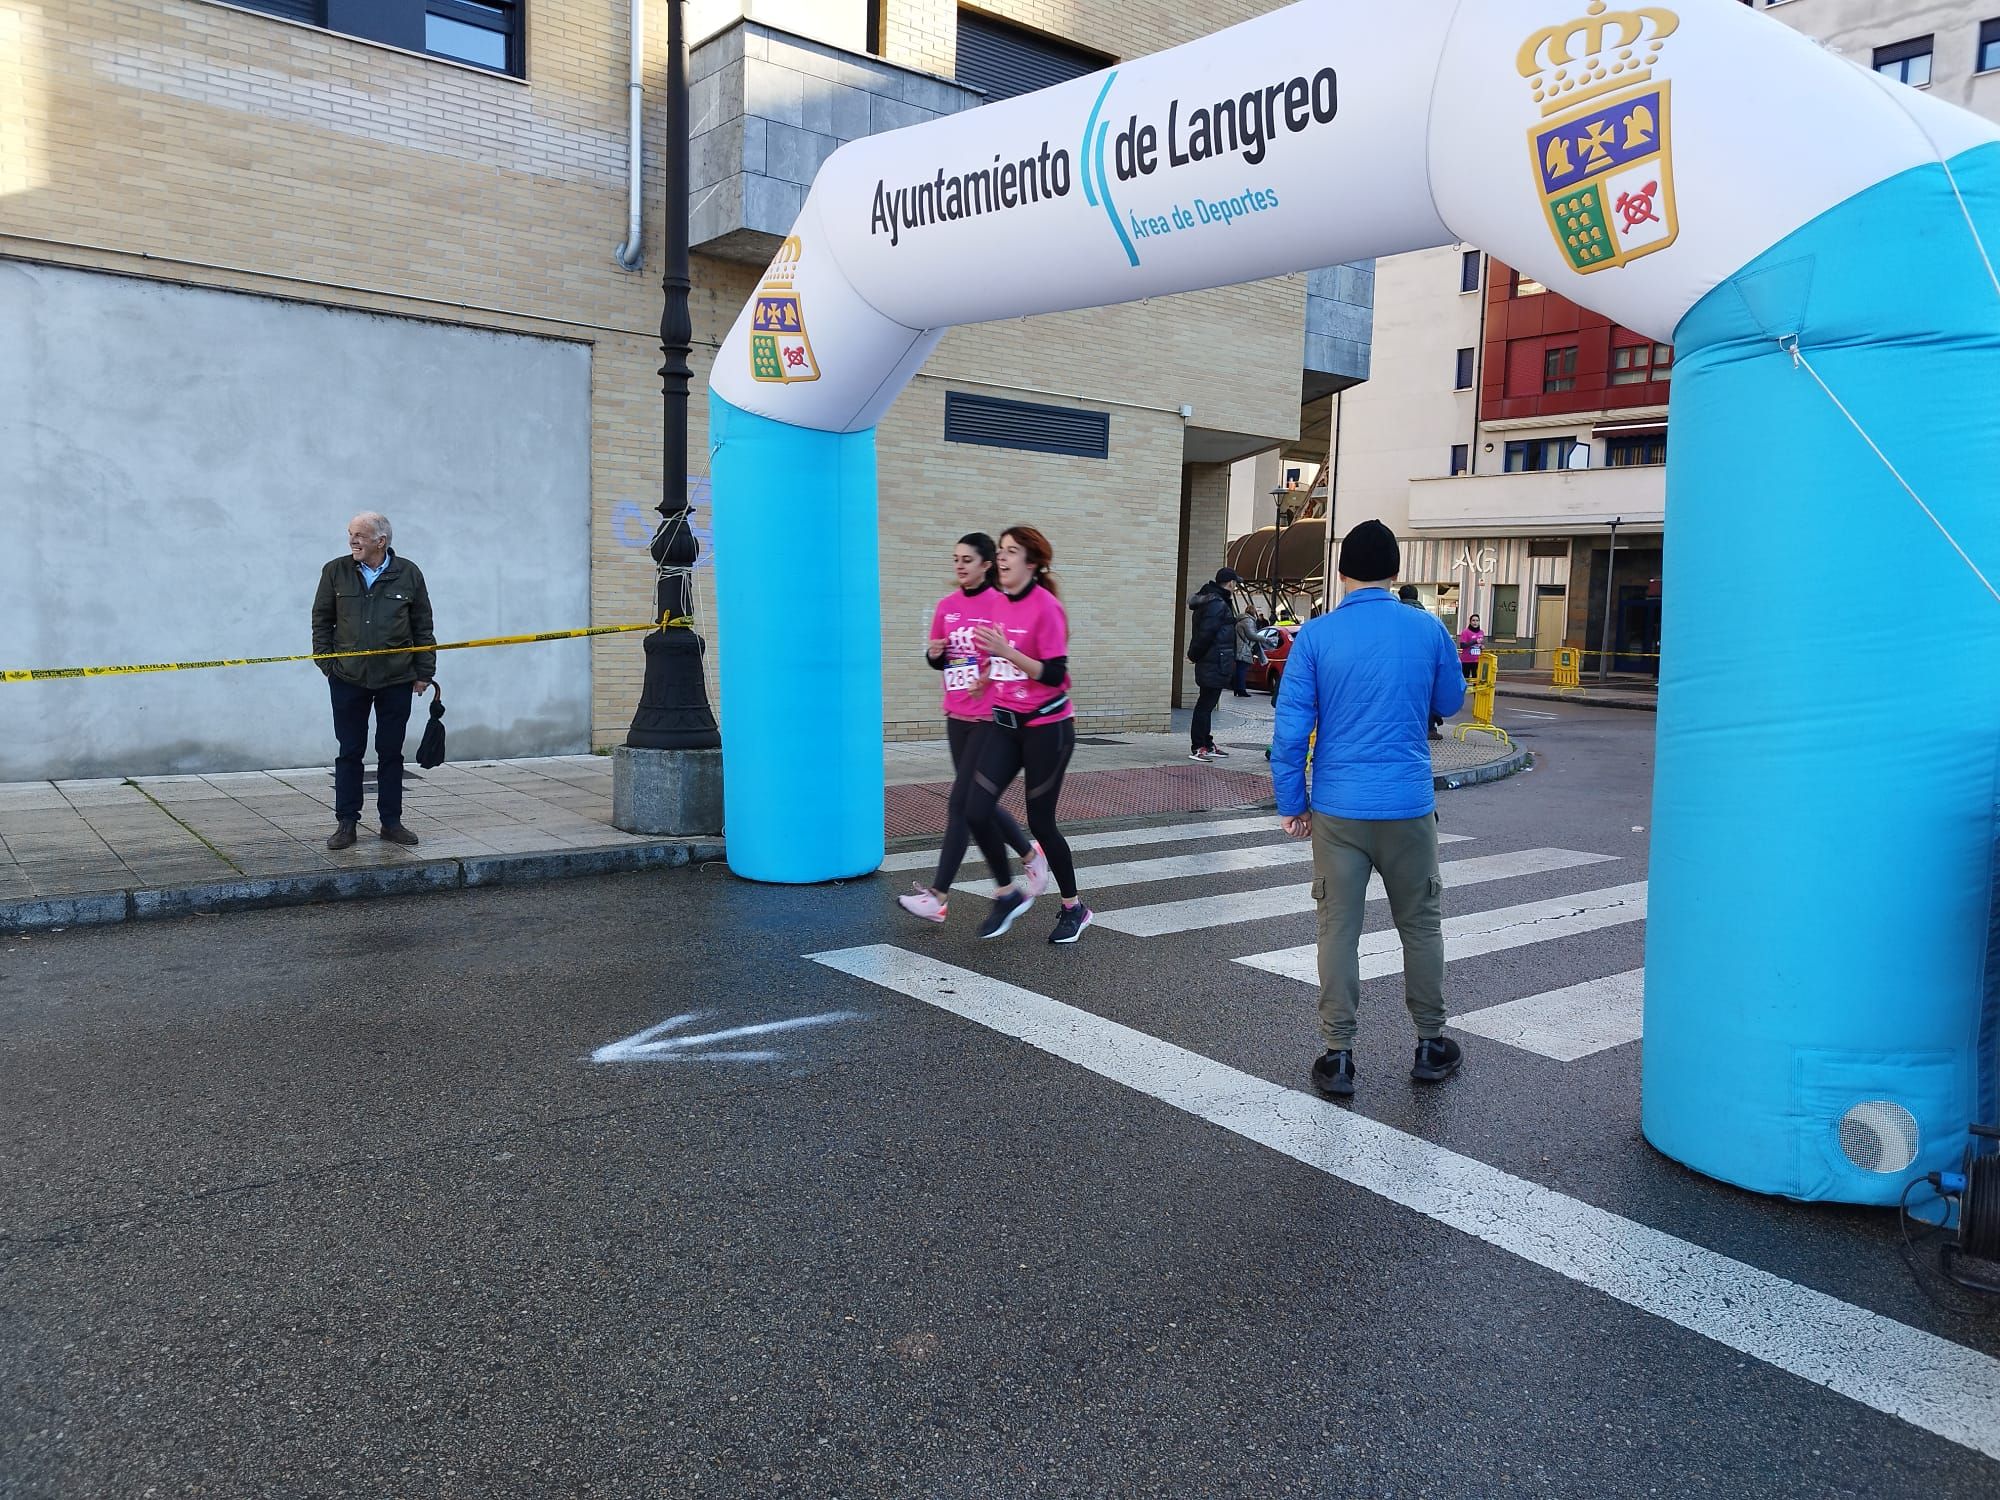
(1270, 520), (1465, 1099)
(311, 513), (435, 849)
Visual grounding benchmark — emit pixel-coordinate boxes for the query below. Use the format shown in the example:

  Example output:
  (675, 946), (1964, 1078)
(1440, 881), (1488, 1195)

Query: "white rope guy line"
(1937, 152), (2000, 305)
(1783, 335), (2000, 608)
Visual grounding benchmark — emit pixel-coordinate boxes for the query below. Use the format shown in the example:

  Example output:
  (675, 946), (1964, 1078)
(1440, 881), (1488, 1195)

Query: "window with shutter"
(944, 392), (1110, 459)
(955, 11), (1111, 102)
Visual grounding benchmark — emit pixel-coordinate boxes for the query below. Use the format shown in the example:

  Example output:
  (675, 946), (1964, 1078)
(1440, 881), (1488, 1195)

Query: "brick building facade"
(0, 0), (1344, 776)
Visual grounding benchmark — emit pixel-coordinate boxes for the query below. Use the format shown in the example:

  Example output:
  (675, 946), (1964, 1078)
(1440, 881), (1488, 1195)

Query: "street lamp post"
(613, 0), (724, 836)
(626, 0), (720, 755)
(1270, 484), (1295, 619)
(1598, 514), (1622, 684)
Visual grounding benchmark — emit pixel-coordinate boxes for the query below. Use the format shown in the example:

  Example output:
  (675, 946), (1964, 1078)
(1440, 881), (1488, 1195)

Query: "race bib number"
(988, 658), (1027, 683)
(944, 663), (980, 692)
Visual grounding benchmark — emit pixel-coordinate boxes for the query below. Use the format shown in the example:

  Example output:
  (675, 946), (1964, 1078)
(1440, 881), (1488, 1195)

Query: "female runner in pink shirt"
(897, 533), (1048, 923)
(964, 526), (1091, 944)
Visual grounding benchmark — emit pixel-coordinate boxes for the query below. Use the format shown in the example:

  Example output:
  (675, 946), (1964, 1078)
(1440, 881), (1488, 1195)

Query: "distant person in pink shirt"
(1457, 614), (1485, 682)
(963, 526), (1092, 945)
(897, 533), (1047, 925)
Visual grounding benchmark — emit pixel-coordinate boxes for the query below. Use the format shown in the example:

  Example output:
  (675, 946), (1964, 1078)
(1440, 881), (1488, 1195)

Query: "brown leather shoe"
(379, 823), (420, 847)
(326, 820), (358, 850)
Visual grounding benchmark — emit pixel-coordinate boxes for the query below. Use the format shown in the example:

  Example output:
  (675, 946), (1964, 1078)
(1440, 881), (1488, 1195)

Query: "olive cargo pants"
(1310, 811), (1448, 1050)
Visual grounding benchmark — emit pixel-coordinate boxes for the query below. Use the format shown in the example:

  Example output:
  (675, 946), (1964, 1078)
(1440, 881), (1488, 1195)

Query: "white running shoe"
(896, 883), (948, 924)
(1207, 745), (1231, 758)
(1023, 842), (1052, 898)
(1189, 748), (1213, 763)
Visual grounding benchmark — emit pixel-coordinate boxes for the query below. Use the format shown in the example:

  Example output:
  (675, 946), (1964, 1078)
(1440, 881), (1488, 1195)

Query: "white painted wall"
(1329, 246), (1482, 537)
(0, 262), (593, 779)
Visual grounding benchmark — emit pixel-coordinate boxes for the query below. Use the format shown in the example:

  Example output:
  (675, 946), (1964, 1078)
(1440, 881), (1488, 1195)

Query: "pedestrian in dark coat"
(312, 511), (436, 850)
(1186, 567), (1240, 761)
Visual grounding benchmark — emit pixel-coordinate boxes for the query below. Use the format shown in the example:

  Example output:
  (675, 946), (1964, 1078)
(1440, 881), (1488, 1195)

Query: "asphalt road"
(4, 703), (1997, 1498)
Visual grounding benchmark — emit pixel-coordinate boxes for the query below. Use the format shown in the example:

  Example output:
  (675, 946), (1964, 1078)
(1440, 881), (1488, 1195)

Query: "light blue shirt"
(358, 549), (393, 590)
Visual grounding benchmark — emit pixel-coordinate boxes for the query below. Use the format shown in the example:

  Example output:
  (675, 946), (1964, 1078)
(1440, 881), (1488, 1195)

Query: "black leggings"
(933, 718), (1032, 892)
(966, 718), (1079, 899)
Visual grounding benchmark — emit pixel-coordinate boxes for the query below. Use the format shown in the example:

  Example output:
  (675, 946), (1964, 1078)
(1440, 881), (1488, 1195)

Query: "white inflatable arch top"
(707, 0), (2000, 1205)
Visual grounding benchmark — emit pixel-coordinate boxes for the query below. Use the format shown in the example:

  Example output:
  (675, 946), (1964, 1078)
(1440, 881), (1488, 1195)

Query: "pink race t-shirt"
(988, 583), (1074, 724)
(930, 587), (1006, 722)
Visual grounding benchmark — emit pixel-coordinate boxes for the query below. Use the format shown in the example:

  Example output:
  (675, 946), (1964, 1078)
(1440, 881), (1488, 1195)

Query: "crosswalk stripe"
(1095, 848), (1616, 937)
(1450, 969), (1646, 1061)
(949, 831), (1472, 897)
(1235, 881), (1648, 983)
(879, 813), (1290, 873)
(806, 944), (2000, 1461)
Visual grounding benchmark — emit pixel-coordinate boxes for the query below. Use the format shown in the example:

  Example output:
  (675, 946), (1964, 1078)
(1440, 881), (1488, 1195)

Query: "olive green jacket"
(311, 554), (437, 689)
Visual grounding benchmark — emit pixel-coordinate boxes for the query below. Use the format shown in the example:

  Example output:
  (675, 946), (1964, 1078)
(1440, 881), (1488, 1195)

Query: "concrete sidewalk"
(0, 694), (1524, 933)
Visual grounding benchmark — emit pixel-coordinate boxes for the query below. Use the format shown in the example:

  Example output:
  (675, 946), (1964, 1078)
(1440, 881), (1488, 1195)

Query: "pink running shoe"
(1023, 842), (1053, 898)
(896, 884), (948, 924)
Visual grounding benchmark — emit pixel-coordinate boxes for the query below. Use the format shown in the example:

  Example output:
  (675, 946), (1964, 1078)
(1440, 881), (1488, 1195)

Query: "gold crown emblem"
(762, 235), (804, 289)
(1518, 1), (1679, 118)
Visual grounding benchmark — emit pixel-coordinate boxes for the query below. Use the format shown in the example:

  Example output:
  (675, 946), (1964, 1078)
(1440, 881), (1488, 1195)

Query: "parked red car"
(1244, 622), (1299, 695)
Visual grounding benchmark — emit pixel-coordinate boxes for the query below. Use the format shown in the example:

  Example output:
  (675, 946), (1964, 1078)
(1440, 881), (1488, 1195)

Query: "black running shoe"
(1311, 1050), (1356, 1098)
(1411, 1035), (1463, 1083)
(978, 886), (1034, 940)
(1049, 903), (1093, 944)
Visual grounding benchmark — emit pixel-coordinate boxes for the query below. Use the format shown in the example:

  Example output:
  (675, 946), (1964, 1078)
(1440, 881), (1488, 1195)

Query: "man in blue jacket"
(1270, 520), (1466, 1098)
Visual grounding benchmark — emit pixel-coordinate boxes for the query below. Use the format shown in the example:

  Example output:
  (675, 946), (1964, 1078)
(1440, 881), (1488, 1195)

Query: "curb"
(0, 839), (727, 937)
(1497, 686), (1658, 713)
(1436, 745), (1533, 790)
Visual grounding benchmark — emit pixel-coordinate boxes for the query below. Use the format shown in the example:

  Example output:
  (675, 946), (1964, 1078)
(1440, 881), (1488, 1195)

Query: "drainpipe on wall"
(613, 0), (646, 270)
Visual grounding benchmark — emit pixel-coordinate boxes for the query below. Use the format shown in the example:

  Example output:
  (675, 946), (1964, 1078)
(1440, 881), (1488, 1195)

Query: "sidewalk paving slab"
(0, 700), (1529, 934)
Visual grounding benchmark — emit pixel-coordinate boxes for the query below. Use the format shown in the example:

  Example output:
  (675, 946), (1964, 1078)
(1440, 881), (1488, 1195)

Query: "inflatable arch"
(708, 0), (2000, 1205)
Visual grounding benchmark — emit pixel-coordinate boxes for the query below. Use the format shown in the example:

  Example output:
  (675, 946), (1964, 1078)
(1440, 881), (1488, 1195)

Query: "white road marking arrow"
(590, 1009), (862, 1064)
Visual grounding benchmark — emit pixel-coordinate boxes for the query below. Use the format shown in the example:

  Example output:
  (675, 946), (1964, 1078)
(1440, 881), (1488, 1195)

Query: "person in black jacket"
(1186, 567), (1240, 762)
(311, 512), (436, 850)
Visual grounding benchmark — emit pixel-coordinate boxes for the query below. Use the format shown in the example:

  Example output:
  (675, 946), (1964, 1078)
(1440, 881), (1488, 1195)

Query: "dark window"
(955, 10), (1109, 102)
(1504, 437), (1577, 472)
(1455, 347), (1475, 390)
(1460, 251), (1482, 293)
(944, 391), (1109, 459)
(1528, 538), (1569, 558)
(1874, 35), (1934, 87)
(226, 0), (523, 75)
(235, 0), (319, 21)
(1450, 443), (1470, 476)
(1982, 19), (2000, 73)
(1543, 345), (1578, 392)
(1606, 434), (1668, 466)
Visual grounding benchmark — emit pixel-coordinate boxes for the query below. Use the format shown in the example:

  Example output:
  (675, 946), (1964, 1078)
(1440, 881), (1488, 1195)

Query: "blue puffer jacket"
(1271, 589), (1466, 820)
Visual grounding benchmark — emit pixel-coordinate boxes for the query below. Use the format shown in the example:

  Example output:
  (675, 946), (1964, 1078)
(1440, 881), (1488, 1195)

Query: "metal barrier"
(1454, 655), (1511, 747)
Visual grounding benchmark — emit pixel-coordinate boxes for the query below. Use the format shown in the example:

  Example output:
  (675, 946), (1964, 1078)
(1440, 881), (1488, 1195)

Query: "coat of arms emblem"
(1521, 2), (1681, 274)
(748, 236), (820, 383)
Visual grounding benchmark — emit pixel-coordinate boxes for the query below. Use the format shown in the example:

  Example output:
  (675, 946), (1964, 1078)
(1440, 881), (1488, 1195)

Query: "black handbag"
(416, 690), (447, 769)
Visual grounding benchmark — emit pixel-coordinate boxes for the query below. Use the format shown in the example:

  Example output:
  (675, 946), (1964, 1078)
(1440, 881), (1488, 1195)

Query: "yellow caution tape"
(1, 621), (682, 684)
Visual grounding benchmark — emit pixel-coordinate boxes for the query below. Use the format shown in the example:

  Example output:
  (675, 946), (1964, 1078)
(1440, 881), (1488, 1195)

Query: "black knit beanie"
(1337, 520), (1400, 582)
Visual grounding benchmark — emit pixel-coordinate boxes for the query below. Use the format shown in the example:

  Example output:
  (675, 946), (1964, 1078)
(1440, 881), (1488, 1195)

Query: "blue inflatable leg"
(1645, 144), (2000, 1203)
(709, 394), (884, 882)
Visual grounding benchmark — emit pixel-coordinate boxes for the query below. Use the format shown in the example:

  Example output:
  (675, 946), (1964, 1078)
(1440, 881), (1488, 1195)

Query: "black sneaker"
(978, 886), (1034, 940)
(1049, 903), (1093, 944)
(1311, 1050), (1356, 1098)
(1411, 1035), (1463, 1083)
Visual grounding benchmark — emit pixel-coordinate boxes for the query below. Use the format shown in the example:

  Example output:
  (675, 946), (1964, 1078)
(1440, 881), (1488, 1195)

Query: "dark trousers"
(1191, 682), (1223, 752)
(1232, 661), (1249, 695)
(330, 676), (415, 824)
(966, 719), (1078, 898)
(934, 717), (1032, 892)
